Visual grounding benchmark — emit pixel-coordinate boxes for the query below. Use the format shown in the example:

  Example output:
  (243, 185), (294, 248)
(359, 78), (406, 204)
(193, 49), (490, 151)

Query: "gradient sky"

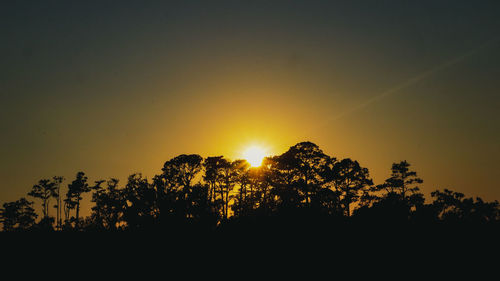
(1, 0), (499, 215)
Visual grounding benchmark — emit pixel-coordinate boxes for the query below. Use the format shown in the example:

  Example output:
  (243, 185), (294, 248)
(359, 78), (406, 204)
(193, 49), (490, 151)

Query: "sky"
(1, 0), (499, 215)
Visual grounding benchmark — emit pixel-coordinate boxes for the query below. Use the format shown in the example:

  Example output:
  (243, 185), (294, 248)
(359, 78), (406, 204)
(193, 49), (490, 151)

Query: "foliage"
(0, 198), (38, 231)
(2, 142), (499, 232)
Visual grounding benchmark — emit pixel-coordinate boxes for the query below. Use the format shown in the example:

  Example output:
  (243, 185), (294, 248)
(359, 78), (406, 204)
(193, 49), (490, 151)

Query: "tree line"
(1, 141), (499, 232)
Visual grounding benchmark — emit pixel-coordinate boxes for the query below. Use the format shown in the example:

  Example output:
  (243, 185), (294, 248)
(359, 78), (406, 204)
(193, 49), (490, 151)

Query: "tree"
(90, 178), (125, 230)
(233, 161), (261, 218)
(218, 159), (246, 220)
(330, 158), (373, 216)
(431, 189), (500, 222)
(264, 155), (302, 211)
(66, 172), (91, 227)
(314, 188), (342, 216)
(203, 156), (229, 220)
(0, 198), (38, 231)
(162, 154), (203, 219)
(6, 141), (499, 232)
(248, 166), (273, 214)
(283, 142), (332, 205)
(203, 156), (225, 217)
(122, 173), (157, 229)
(353, 161), (424, 221)
(51, 176), (64, 230)
(162, 154), (203, 189)
(63, 196), (74, 228)
(186, 182), (216, 226)
(378, 161), (423, 202)
(264, 142), (333, 211)
(28, 178), (57, 219)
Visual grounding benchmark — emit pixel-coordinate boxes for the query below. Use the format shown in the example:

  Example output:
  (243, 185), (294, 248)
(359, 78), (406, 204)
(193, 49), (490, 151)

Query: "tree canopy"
(1, 142), (498, 233)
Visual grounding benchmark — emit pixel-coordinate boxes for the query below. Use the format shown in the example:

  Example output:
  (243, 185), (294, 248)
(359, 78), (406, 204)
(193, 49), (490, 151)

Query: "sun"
(242, 145), (267, 167)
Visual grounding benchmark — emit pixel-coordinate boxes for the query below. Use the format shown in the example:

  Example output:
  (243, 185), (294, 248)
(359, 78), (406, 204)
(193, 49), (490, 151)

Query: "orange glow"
(242, 145), (267, 167)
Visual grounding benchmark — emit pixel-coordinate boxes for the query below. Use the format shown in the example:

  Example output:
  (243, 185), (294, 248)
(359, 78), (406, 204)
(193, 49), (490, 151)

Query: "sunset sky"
(1, 0), (499, 213)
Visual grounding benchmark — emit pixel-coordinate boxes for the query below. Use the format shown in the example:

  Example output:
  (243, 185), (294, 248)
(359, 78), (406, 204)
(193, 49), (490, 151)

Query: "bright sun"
(242, 145), (267, 167)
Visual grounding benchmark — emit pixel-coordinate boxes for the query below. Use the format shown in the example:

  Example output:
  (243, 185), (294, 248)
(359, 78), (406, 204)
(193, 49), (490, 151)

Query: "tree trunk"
(346, 198), (350, 217)
(76, 198), (80, 228)
(220, 185), (225, 219)
(56, 186), (61, 230)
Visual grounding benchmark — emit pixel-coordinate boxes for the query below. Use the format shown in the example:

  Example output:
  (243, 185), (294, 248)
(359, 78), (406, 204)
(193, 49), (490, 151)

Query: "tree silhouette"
(52, 176), (64, 230)
(202, 156), (237, 220)
(353, 161), (424, 222)
(66, 172), (91, 228)
(263, 142), (333, 214)
(122, 173), (156, 229)
(431, 189), (500, 222)
(283, 141), (332, 206)
(0, 198), (38, 231)
(219, 159), (246, 219)
(162, 154), (203, 189)
(379, 161), (423, 200)
(264, 155), (302, 211)
(161, 154), (203, 219)
(1, 141), (499, 233)
(202, 156), (225, 219)
(233, 165), (261, 217)
(28, 178), (57, 219)
(249, 166), (272, 215)
(330, 158), (373, 216)
(90, 178), (125, 230)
